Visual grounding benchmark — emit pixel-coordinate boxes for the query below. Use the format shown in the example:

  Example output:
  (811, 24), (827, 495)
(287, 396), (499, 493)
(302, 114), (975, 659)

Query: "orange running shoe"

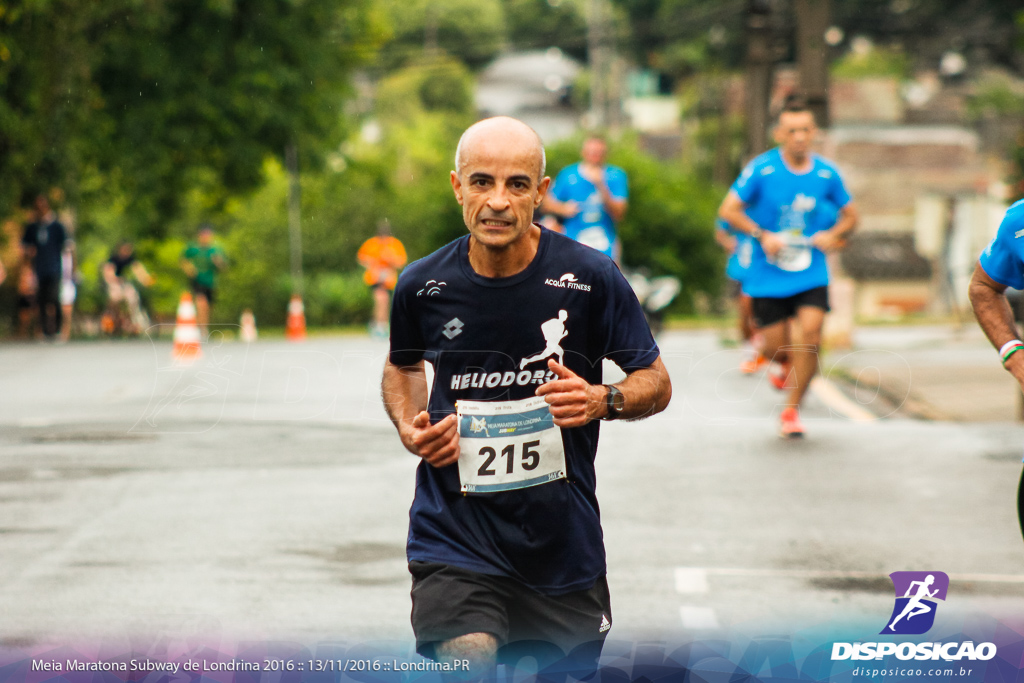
(740, 354), (767, 374)
(768, 362), (791, 390)
(779, 406), (804, 438)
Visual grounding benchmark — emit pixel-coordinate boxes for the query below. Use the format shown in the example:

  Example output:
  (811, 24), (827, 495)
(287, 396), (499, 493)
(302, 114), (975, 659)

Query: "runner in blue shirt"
(718, 97), (858, 438)
(714, 218), (763, 373)
(543, 136), (628, 262)
(969, 198), (1024, 544)
(382, 117), (671, 678)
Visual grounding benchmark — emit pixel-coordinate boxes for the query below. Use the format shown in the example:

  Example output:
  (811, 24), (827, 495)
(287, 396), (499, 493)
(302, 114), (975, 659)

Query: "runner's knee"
(436, 632), (499, 676)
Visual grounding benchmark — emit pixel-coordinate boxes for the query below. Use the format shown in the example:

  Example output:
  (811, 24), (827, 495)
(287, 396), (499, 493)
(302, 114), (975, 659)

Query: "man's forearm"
(830, 203), (859, 238)
(381, 360), (429, 449)
(718, 197), (762, 238)
(611, 357), (672, 421)
(969, 265), (1018, 349)
(596, 183), (627, 221)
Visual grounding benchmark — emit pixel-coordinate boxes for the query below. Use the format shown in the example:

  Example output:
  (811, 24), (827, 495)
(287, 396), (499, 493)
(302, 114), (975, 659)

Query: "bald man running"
(381, 117), (672, 678)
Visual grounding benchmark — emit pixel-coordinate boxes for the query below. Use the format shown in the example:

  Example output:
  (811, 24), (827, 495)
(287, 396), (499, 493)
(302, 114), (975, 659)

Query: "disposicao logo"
(830, 571), (997, 663)
(883, 571), (948, 635)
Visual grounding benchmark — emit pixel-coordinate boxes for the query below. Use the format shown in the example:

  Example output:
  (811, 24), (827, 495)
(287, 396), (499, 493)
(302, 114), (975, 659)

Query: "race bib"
(769, 229), (813, 272)
(575, 226), (611, 254)
(456, 396), (566, 494)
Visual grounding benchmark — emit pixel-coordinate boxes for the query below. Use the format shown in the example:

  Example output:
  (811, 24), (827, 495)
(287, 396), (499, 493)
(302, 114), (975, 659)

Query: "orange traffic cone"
(172, 292), (203, 362)
(286, 295), (306, 341)
(240, 308), (258, 343)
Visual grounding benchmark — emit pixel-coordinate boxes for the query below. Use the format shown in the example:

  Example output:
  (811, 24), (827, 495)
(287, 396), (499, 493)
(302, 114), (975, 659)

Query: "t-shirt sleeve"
(607, 168), (628, 200)
(827, 167), (853, 208)
(551, 168), (571, 202)
(389, 272), (426, 366)
(979, 211), (1024, 290)
(731, 160), (760, 205)
(595, 262), (660, 371)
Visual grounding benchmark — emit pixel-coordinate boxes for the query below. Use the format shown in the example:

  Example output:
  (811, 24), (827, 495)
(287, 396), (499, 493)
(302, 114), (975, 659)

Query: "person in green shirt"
(180, 224), (227, 335)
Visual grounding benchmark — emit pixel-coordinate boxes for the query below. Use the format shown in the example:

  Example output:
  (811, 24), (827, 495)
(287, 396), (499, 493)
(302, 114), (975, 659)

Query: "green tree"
(375, 0), (506, 70)
(503, 0), (588, 60)
(0, 0), (385, 233)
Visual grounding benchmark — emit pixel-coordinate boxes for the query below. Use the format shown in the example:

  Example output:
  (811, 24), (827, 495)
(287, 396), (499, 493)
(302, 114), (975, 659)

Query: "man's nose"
(486, 186), (511, 212)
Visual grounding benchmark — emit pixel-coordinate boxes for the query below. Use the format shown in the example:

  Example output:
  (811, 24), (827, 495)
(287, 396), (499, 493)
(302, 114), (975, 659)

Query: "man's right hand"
(403, 412), (460, 468)
(759, 231), (785, 257)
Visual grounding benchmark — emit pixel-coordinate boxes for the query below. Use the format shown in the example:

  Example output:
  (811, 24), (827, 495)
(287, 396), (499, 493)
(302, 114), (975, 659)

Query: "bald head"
(454, 117), (546, 180)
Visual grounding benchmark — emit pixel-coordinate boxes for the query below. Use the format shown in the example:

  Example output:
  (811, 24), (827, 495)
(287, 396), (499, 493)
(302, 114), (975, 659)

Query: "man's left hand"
(579, 163), (605, 188)
(535, 359), (605, 427)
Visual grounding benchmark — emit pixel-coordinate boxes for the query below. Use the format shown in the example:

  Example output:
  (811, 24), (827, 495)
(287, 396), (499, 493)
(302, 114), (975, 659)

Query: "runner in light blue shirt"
(715, 218), (763, 372)
(544, 137), (628, 262)
(718, 96), (858, 438)
(969, 198), (1024, 544)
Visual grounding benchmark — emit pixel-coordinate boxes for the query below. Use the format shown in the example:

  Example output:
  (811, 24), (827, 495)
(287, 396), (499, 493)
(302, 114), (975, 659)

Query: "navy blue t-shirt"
(389, 228), (660, 595)
(21, 218), (67, 279)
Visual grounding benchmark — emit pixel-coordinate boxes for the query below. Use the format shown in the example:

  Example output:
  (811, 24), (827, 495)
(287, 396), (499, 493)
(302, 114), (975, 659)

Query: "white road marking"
(676, 567), (1024, 584)
(810, 376), (877, 422)
(680, 606), (720, 630)
(674, 567), (709, 594)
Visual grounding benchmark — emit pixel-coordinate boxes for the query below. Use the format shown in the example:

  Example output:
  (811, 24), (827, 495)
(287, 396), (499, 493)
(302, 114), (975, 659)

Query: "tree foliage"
(375, 0), (506, 70)
(0, 0), (384, 233)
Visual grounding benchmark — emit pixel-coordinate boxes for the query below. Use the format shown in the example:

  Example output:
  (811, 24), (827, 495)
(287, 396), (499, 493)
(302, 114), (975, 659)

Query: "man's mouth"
(481, 218), (512, 227)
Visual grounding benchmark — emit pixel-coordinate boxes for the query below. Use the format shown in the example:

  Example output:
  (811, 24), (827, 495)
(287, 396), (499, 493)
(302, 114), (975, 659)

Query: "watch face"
(608, 386), (624, 413)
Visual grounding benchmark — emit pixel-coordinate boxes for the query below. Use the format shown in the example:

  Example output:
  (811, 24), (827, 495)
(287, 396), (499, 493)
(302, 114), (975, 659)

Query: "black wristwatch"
(602, 385), (625, 420)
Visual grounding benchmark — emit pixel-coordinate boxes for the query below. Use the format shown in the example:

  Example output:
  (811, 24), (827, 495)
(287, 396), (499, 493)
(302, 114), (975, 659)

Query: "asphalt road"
(1, 329), (1022, 651)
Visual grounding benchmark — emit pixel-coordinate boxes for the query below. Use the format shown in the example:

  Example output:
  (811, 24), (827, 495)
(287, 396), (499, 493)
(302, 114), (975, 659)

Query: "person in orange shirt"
(358, 219), (408, 339)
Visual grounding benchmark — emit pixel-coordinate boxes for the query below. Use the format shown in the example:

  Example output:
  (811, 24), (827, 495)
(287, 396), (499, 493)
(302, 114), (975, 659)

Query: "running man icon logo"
(469, 416), (489, 436)
(520, 310), (569, 369)
(881, 571), (949, 635)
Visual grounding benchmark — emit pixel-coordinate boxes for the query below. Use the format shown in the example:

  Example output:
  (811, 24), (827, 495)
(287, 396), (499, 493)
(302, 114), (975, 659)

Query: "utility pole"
(793, 0), (831, 127)
(424, 1), (438, 55)
(587, 0), (609, 129)
(744, 0), (774, 158)
(285, 143), (304, 297)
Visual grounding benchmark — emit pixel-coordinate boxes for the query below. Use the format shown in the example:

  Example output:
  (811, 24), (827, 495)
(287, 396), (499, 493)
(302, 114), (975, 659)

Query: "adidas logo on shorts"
(599, 614), (611, 633)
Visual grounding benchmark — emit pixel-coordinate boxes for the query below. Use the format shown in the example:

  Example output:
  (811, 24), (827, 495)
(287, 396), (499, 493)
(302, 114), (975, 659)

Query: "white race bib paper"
(770, 229), (813, 273)
(456, 396), (567, 494)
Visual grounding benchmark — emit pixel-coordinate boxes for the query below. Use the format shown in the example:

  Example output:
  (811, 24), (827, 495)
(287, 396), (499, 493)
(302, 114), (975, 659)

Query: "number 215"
(477, 440), (540, 476)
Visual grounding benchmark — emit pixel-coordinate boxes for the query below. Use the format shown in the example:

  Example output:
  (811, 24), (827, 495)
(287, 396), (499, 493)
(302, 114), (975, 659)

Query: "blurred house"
(475, 49), (582, 144)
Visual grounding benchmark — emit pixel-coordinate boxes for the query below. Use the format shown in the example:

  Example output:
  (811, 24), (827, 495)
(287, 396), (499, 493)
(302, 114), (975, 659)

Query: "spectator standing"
(21, 193), (68, 341)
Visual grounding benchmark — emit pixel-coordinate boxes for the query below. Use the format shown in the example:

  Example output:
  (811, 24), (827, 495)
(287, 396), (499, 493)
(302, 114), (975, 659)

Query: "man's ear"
(450, 170), (465, 205)
(534, 176), (552, 207)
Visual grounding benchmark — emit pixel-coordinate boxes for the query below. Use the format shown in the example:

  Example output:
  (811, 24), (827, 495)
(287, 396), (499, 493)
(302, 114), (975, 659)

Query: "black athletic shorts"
(189, 281), (216, 305)
(751, 285), (830, 328)
(1017, 467), (1024, 545)
(409, 561), (611, 669)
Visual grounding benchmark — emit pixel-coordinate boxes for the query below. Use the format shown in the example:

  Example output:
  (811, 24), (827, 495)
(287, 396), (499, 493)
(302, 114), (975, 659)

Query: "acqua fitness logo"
(831, 571), (997, 664)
